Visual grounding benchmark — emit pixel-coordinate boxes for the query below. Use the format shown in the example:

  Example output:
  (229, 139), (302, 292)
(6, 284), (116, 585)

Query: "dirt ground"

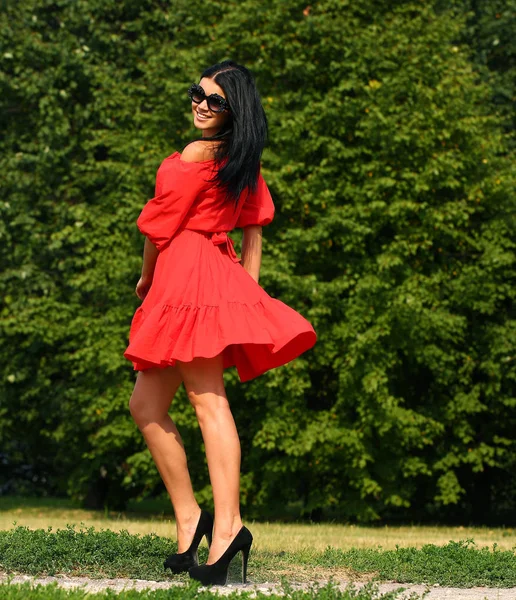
(1, 573), (516, 599)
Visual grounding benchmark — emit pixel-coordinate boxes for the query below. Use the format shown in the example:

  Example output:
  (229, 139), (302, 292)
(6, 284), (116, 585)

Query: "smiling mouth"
(196, 111), (211, 119)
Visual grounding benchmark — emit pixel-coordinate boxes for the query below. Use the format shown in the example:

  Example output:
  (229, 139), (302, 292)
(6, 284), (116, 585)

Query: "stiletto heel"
(241, 541), (251, 583)
(188, 526), (253, 586)
(164, 510), (213, 574)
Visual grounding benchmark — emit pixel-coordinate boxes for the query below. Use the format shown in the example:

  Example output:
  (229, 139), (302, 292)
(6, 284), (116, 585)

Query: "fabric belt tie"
(211, 232), (241, 263)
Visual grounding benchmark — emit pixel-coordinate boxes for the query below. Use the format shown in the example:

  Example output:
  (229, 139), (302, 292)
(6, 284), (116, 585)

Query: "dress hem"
(124, 330), (317, 383)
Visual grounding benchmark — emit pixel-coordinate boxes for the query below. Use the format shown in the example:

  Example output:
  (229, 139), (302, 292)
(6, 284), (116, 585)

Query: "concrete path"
(2, 573), (516, 599)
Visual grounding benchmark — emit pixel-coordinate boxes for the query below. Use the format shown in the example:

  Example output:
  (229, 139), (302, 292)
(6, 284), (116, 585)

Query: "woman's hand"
(136, 238), (159, 300)
(135, 275), (153, 301)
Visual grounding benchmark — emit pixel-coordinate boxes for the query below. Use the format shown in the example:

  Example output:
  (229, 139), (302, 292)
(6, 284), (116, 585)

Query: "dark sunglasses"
(187, 83), (229, 114)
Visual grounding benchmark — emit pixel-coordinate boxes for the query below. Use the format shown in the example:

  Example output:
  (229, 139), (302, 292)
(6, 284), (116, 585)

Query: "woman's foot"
(206, 518), (243, 564)
(176, 508), (202, 553)
(164, 509), (213, 574)
(189, 525), (253, 585)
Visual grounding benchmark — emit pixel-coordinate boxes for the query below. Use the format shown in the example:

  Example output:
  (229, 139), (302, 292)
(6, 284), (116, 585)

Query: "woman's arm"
(241, 225), (262, 283)
(135, 237), (159, 300)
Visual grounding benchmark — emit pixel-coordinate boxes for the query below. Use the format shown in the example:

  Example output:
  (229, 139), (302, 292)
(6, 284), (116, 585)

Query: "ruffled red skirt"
(124, 229), (316, 382)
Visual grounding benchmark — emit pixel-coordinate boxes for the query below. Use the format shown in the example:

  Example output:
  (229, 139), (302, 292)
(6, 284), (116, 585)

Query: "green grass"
(0, 581), (426, 600)
(3, 496), (516, 553)
(0, 498), (82, 511)
(311, 541), (516, 587)
(1, 526), (515, 589)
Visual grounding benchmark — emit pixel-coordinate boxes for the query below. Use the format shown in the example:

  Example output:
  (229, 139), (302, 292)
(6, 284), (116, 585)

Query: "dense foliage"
(1, 0), (514, 522)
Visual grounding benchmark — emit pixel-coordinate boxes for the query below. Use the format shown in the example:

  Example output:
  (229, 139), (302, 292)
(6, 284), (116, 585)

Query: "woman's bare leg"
(129, 366), (201, 552)
(178, 355), (243, 564)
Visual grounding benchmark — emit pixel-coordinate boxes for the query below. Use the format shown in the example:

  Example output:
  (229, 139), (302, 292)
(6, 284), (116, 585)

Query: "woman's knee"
(129, 393), (154, 426)
(186, 390), (230, 425)
(177, 355), (229, 423)
(128, 368), (181, 427)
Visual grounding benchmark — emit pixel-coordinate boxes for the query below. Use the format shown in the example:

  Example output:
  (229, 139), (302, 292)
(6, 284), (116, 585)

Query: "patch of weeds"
(1, 527), (514, 587)
(278, 580), (426, 599)
(0, 581), (427, 599)
(0, 525), (180, 581)
(312, 539), (516, 587)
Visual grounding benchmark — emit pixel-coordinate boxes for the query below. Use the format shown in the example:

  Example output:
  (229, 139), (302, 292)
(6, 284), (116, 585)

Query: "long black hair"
(198, 60), (268, 205)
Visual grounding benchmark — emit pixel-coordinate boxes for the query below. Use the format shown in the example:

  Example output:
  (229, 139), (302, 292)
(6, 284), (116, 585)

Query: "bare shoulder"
(180, 141), (216, 163)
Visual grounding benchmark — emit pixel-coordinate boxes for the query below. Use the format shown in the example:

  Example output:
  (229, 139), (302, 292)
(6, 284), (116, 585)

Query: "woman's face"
(192, 77), (230, 137)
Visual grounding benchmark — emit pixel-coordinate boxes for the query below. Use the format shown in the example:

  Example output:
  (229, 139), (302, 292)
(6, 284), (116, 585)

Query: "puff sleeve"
(235, 174), (275, 228)
(137, 157), (211, 251)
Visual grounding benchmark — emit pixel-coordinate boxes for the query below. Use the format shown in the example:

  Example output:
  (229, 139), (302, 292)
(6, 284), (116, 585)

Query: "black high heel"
(188, 526), (253, 586)
(164, 510), (213, 574)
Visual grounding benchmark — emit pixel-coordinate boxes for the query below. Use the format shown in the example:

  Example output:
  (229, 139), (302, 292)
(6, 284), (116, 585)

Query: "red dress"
(124, 152), (316, 382)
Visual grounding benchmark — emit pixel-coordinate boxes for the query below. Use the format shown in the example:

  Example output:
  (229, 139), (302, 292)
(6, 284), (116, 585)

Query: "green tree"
(445, 0), (515, 148)
(1, 0), (514, 521)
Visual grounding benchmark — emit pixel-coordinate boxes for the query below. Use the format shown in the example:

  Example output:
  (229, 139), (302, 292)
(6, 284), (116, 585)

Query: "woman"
(124, 60), (316, 586)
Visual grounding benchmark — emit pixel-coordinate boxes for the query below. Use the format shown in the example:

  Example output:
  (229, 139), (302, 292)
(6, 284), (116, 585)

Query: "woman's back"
(137, 151), (274, 253)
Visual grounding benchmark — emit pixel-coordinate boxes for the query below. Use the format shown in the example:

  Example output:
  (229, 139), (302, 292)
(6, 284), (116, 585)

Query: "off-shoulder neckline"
(171, 151), (216, 165)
